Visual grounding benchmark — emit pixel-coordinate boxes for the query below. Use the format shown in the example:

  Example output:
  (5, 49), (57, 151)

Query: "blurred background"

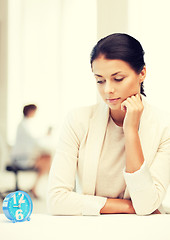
(0, 0), (170, 214)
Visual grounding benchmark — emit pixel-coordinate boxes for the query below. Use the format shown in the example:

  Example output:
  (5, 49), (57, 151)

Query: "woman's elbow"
(134, 203), (161, 216)
(47, 189), (70, 215)
(47, 193), (61, 215)
(47, 188), (82, 216)
(131, 191), (163, 216)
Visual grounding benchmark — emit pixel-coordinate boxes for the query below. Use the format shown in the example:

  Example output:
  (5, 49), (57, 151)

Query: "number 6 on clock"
(15, 209), (24, 220)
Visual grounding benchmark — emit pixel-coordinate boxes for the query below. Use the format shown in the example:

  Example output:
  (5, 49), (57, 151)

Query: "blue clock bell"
(2, 191), (33, 223)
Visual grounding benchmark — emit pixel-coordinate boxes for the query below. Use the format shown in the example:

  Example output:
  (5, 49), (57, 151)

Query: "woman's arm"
(121, 94), (144, 173)
(100, 94), (162, 215)
(100, 198), (161, 214)
(100, 198), (135, 214)
(120, 94), (170, 215)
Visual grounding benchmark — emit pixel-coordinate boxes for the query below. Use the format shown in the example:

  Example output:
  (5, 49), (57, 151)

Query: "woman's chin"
(106, 102), (121, 111)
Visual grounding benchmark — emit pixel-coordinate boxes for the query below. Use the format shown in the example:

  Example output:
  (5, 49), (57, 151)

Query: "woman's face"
(92, 56), (146, 111)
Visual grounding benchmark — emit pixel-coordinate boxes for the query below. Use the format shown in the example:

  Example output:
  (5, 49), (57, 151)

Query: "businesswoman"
(47, 33), (170, 215)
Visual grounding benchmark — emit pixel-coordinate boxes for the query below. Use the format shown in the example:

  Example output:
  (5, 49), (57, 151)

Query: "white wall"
(0, 0), (8, 142)
(0, 0), (9, 170)
(8, 0), (62, 143)
(97, 0), (128, 40)
(7, 0), (97, 144)
(128, 0), (170, 113)
(59, 0), (97, 118)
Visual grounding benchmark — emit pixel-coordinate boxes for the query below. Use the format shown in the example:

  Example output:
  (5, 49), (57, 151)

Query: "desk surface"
(0, 214), (170, 240)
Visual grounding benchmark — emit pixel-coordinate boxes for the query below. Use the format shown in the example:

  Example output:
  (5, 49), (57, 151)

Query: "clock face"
(3, 191), (33, 222)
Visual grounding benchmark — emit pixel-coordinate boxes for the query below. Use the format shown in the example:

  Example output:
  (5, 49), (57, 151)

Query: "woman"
(47, 33), (170, 215)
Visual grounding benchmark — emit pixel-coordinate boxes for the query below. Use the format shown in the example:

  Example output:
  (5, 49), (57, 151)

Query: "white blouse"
(95, 116), (126, 199)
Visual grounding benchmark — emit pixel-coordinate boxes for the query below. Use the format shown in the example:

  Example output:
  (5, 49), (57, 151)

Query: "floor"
(0, 171), (48, 214)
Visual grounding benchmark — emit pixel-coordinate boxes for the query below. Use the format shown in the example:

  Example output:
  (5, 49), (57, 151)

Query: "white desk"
(0, 214), (170, 240)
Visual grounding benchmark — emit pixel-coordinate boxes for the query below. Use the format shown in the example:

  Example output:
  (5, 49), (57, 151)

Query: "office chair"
(0, 164), (37, 200)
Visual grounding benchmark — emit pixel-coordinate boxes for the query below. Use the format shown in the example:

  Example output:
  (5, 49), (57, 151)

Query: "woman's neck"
(110, 108), (125, 127)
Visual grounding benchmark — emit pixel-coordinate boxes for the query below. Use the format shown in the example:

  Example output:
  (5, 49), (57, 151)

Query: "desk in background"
(0, 214), (170, 240)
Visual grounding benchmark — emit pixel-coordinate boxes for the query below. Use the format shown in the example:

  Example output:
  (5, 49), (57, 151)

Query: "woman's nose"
(105, 81), (115, 94)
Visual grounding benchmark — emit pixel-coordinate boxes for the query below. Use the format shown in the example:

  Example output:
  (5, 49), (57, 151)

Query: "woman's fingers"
(121, 94), (144, 132)
(121, 94), (143, 112)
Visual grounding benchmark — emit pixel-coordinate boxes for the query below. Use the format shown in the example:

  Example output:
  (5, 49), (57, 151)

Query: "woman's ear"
(139, 66), (146, 83)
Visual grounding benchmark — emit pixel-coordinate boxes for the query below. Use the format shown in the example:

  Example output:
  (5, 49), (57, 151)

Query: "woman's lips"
(106, 97), (121, 104)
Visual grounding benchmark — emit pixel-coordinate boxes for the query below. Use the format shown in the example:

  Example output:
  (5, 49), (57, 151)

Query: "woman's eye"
(97, 80), (105, 84)
(114, 77), (124, 82)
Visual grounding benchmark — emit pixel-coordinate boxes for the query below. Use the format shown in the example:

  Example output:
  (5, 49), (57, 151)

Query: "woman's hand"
(100, 198), (136, 214)
(121, 94), (144, 134)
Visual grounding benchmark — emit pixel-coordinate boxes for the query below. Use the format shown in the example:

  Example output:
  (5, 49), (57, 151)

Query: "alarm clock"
(2, 191), (33, 223)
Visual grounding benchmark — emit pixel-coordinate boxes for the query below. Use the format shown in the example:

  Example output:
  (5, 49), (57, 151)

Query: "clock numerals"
(18, 192), (25, 204)
(12, 194), (17, 204)
(15, 209), (24, 220)
(12, 193), (25, 205)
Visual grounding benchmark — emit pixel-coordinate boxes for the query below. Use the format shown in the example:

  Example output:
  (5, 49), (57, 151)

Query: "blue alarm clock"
(2, 191), (33, 223)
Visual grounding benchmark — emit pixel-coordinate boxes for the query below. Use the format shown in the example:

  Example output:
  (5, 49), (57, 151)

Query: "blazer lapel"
(82, 101), (109, 195)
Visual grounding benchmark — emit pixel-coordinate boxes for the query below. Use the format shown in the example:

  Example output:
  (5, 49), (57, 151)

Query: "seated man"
(11, 104), (51, 198)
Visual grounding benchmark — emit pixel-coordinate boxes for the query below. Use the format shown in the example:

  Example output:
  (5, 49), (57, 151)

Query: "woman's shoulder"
(61, 103), (102, 141)
(142, 95), (170, 128)
(67, 103), (101, 125)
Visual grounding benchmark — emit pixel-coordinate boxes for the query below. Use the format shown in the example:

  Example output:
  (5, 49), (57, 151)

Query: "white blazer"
(47, 96), (170, 215)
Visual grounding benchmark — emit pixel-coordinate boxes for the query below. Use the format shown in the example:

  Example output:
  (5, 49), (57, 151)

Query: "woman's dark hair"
(23, 104), (37, 117)
(90, 33), (146, 96)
